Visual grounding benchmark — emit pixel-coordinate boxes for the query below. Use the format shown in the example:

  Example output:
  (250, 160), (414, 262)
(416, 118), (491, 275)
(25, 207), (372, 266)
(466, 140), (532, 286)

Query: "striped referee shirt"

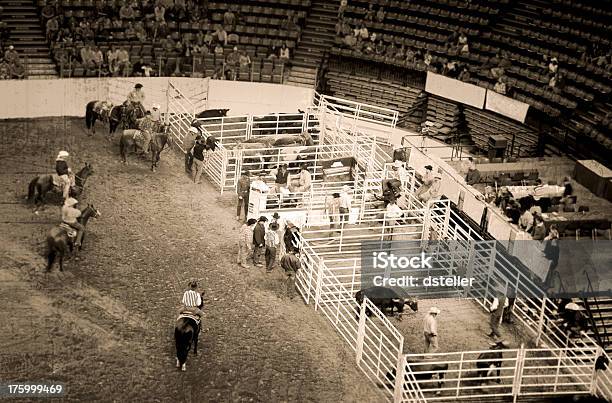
(182, 290), (201, 307)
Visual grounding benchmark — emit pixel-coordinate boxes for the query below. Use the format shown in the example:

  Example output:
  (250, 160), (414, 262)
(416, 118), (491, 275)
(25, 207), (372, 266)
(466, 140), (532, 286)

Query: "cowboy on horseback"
(55, 150), (75, 200)
(135, 111), (156, 154)
(125, 83), (145, 113)
(178, 280), (204, 320)
(61, 197), (85, 248)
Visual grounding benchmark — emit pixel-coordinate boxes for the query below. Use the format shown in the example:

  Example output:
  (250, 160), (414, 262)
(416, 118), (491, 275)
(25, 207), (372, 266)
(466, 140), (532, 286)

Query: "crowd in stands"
(0, 7), (28, 79)
(39, 0), (301, 78)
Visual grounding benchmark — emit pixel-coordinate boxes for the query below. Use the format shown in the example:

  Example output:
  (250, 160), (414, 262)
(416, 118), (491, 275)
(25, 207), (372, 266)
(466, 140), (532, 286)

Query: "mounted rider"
(124, 83), (145, 116)
(135, 111), (156, 154)
(55, 150), (75, 200)
(178, 280), (204, 321)
(61, 197), (84, 248)
(92, 100), (113, 122)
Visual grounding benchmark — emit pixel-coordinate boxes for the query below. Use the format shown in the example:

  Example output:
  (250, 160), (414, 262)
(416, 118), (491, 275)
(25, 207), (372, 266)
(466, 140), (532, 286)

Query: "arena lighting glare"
(371, 251), (433, 269)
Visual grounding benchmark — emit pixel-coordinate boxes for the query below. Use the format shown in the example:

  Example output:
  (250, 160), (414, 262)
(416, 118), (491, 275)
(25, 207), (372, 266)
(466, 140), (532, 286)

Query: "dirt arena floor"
(0, 117), (385, 402)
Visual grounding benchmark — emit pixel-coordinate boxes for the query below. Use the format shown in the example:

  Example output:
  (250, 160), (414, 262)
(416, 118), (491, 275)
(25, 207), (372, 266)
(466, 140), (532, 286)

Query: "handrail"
(583, 270), (608, 348)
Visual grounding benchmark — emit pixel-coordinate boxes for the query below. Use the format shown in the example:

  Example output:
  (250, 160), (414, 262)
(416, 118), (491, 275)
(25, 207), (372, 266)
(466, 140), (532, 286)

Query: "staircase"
(285, 0), (337, 88)
(583, 296), (612, 353)
(0, 0), (57, 78)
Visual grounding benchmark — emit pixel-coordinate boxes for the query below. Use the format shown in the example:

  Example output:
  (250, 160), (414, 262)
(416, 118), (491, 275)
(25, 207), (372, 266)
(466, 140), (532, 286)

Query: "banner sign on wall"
(485, 90), (530, 123)
(425, 72), (486, 109)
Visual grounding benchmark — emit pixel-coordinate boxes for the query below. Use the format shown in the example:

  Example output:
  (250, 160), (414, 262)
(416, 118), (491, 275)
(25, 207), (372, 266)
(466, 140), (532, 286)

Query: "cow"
(476, 340), (509, 385)
(195, 108), (229, 119)
(385, 360), (448, 395)
(355, 286), (418, 319)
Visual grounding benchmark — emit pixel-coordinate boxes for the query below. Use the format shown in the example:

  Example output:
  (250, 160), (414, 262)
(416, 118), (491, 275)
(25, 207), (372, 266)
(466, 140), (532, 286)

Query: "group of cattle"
(356, 286), (510, 394)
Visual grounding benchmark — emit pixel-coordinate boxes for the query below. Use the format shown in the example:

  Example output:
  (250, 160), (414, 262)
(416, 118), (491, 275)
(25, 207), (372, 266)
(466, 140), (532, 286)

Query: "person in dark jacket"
(184, 126), (201, 173)
(55, 150), (73, 200)
(283, 220), (300, 253)
(274, 163), (289, 193)
(465, 167), (481, 185)
(192, 139), (207, 184)
(236, 171), (251, 221)
(252, 216), (267, 267)
(281, 250), (301, 298)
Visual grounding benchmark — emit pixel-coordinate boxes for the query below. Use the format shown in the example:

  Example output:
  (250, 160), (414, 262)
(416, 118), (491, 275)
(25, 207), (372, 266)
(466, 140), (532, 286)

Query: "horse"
(121, 103), (146, 130)
(119, 126), (171, 172)
(85, 101), (124, 136)
(174, 292), (205, 371)
(27, 163), (94, 205)
(46, 204), (101, 271)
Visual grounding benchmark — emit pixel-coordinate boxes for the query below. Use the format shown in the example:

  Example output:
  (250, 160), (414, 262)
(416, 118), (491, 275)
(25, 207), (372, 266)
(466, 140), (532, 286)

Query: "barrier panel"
(166, 81), (196, 152)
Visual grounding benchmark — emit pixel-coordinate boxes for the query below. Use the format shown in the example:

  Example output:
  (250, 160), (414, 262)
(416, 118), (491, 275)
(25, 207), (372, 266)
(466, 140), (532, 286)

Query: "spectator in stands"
(375, 40), (386, 56)
(124, 22), (137, 41)
(424, 51), (432, 66)
(363, 38), (375, 55)
(458, 67), (470, 82)
(174, 0), (187, 21)
(9, 60), (26, 79)
(239, 50), (251, 69)
(223, 9), (236, 31)
(364, 3), (374, 21)
(132, 56), (146, 76)
(355, 24), (368, 41)
(532, 214), (546, 241)
(204, 30), (214, 47)
(465, 164), (481, 186)
(267, 45), (278, 60)
(483, 186), (496, 204)
(376, 7), (386, 23)
(41, 3), (55, 22)
(548, 57), (558, 75)
(134, 21), (148, 42)
(385, 42), (396, 58)
(0, 57), (10, 79)
(4, 45), (19, 66)
(214, 25), (228, 46)
(443, 60), (458, 78)
(394, 44), (405, 60)
(458, 32), (469, 54)
(494, 77), (507, 95)
(227, 32), (239, 45)
(154, 3), (165, 22)
(161, 35), (174, 52)
(119, 2), (135, 20)
(115, 47), (130, 76)
(338, 0), (347, 18)
(279, 44), (290, 63)
(46, 16), (60, 42)
(519, 207), (534, 233)
(343, 32), (357, 48)
(214, 43), (224, 56)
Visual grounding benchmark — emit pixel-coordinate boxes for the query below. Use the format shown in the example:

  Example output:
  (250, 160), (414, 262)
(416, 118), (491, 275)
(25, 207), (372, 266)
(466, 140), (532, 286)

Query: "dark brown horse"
(85, 101), (125, 136)
(46, 204), (101, 271)
(27, 163), (94, 205)
(121, 102), (146, 130)
(175, 292), (205, 371)
(119, 125), (171, 171)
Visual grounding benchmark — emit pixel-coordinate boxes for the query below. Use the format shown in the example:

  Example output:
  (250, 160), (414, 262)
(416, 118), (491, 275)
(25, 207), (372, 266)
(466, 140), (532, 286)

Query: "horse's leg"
(58, 254), (64, 272)
(46, 248), (55, 271)
(193, 326), (199, 356)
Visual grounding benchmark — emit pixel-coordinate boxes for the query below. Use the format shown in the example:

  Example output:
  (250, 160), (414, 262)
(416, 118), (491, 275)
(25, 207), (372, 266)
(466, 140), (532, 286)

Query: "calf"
(476, 340), (509, 385)
(386, 360), (448, 395)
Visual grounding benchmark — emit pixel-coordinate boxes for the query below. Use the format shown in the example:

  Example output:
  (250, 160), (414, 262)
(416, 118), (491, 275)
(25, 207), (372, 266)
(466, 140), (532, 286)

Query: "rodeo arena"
(1, 1), (612, 402)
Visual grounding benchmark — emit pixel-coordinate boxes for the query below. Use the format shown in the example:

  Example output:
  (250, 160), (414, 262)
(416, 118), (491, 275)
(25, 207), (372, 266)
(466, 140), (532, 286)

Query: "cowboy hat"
(134, 83), (143, 88)
(258, 216), (268, 222)
(152, 103), (160, 109)
(272, 212), (280, 219)
(57, 150), (70, 159)
(64, 197), (78, 206)
(286, 220), (294, 227)
(424, 165), (433, 170)
(8, 45), (14, 50)
(428, 307), (441, 314)
(189, 127), (199, 134)
(330, 161), (344, 168)
(565, 302), (585, 311)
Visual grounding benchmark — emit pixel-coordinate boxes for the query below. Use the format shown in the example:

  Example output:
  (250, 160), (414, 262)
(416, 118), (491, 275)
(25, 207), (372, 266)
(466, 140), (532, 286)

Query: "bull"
(476, 340), (509, 385)
(355, 286), (418, 319)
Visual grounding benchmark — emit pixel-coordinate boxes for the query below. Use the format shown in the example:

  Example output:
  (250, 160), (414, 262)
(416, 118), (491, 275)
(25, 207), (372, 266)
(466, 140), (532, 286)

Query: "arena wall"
(0, 78), (313, 119)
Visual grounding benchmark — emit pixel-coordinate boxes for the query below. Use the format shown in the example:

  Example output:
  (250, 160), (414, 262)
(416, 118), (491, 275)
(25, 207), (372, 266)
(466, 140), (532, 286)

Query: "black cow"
(386, 360), (448, 395)
(476, 340), (509, 385)
(355, 286), (418, 319)
(195, 108), (230, 119)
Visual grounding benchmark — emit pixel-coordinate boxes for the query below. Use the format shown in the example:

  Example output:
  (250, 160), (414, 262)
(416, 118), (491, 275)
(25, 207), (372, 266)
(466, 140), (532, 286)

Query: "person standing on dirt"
(237, 218), (256, 268)
(264, 222), (280, 273)
(192, 138), (207, 184)
(281, 250), (301, 299)
(184, 127), (201, 173)
(488, 292), (508, 339)
(423, 307), (440, 353)
(237, 171), (251, 221)
(55, 150), (74, 200)
(62, 197), (84, 248)
(252, 216), (267, 267)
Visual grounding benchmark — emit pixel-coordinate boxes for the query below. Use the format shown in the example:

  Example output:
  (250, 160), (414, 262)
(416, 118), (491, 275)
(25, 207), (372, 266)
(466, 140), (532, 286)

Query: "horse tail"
(86, 101), (95, 129)
(27, 177), (38, 200)
(175, 323), (193, 366)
